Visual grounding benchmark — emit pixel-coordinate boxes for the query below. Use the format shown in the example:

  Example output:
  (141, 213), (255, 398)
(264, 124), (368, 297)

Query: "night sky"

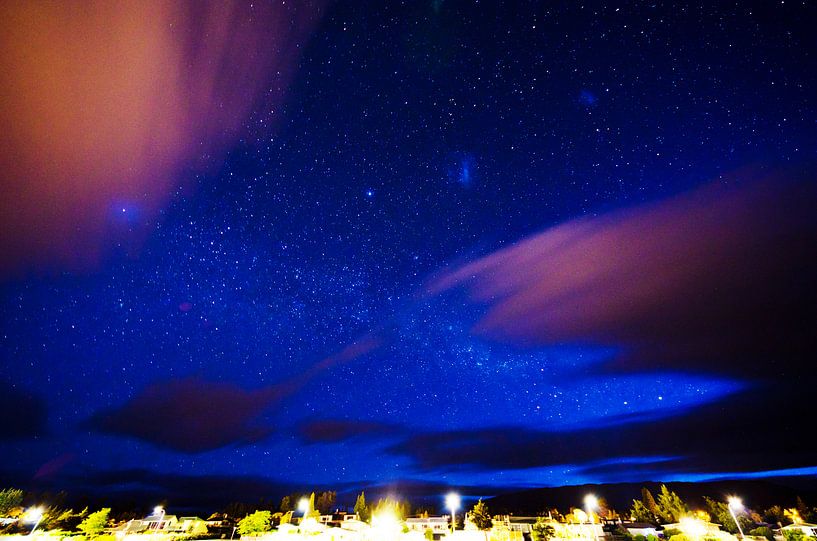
(1, 1), (816, 507)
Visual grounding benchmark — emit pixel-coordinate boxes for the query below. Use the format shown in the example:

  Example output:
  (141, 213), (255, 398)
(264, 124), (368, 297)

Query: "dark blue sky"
(1, 0), (816, 506)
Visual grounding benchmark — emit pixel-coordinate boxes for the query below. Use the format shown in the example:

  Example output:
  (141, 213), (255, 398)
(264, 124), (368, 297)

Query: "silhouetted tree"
(631, 500), (656, 524)
(316, 491), (336, 514)
(354, 492), (370, 522)
(0, 489), (23, 517)
(280, 496), (292, 513)
(237, 511), (271, 536)
(532, 517), (555, 541)
(470, 499), (492, 530)
(78, 508), (110, 538)
(656, 485), (687, 523)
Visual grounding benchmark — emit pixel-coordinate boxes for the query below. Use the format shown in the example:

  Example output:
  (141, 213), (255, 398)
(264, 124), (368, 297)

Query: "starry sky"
(1, 0), (816, 508)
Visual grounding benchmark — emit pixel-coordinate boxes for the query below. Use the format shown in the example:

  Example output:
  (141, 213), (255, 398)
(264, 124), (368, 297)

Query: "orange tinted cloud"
(0, 1), (322, 276)
(429, 168), (817, 373)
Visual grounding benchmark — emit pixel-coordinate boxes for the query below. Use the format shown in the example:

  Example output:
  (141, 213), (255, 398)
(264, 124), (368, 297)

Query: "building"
(663, 521), (723, 535)
(493, 515), (539, 534)
(118, 513), (207, 534)
(405, 516), (450, 536)
(319, 512), (360, 528)
(621, 522), (660, 537)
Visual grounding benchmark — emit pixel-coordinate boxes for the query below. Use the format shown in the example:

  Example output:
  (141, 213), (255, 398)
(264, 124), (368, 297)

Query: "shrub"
(237, 511), (272, 536)
(77, 509), (110, 538)
(783, 530), (808, 541)
(668, 534), (691, 541)
(749, 527), (775, 541)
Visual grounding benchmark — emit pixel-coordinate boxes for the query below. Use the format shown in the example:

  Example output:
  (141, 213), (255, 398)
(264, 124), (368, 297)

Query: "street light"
(584, 495), (599, 541)
(297, 497), (310, 515)
(24, 507), (44, 536)
(681, 517), (706, 541)
(297, 497), (310, 535)
(728, 497), (745, 540)
(372, 510), (401, 541)
(445, 493), (461, 535)
(153, 506), (165, 533)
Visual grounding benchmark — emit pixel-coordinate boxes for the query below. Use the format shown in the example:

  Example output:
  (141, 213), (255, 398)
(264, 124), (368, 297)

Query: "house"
(663, 521), (724, 535)
(563, 522), (607, 539)
(175, 517), (207, 533)
(493, 515), (539, 534)
(142, 512), (179, 532)
(405, 516), (450, 535)
(339, 517), (370, 533)
(622, 522), (660, 537)
(319, 512), (360, 528)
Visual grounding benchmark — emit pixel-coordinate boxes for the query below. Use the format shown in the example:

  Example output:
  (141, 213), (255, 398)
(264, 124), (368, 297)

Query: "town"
(2, 487), (816, 541)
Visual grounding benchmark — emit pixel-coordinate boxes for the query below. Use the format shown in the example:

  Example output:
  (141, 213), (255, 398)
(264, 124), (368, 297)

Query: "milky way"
(1, 1), (816, 505)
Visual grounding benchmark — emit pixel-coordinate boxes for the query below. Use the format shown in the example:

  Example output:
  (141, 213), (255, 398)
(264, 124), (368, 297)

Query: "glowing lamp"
(23, 507), (44, 524)
(298, 497), (310, 514)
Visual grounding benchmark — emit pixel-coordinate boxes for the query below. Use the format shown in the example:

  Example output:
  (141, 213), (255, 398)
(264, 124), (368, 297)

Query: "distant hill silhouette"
(485, 478), (817, 515)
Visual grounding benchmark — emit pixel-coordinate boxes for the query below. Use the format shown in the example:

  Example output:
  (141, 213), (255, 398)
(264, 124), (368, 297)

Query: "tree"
(631, 489), (659, 524)
(631, 501), (655, 524)
(188, 521), (208, 537)
(306, 493), (320, 519)
(642, 489), (659, 518)
(597, 497), (617, 520)
(796, 497), (816, 524)
(78, 508), (110, 538)
(237, 511), (272, 536)
(532, 517), (555, 541)
(372, 497), (410, 521)
(316, 491), (337, 514)
(354, 492), (370, 523)
(0, 488), (23, 517)
(548, 509), (565, 523)
(784, 508), (803, 525)
(51, 507), (88, 531)
(762, 506), (786, 525)
(280, 496), (292, 513)
(223, 502), (256, 519)
(656, 485), (687, 523)
(703, 497), (753, 535)
(470, 499), (492, 531)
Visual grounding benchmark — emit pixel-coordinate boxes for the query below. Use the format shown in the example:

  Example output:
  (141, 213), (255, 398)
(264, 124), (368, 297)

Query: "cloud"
(0, 381), (47, 440)
(88, 336), (380, 452)
(297, 419), (401, 444)
(428, 167), (817, 376)
(88, 378), (276, 452)
(34, 453), (77, 480)
(0, 0), (323, 277)
(384, 379), (817, 477)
